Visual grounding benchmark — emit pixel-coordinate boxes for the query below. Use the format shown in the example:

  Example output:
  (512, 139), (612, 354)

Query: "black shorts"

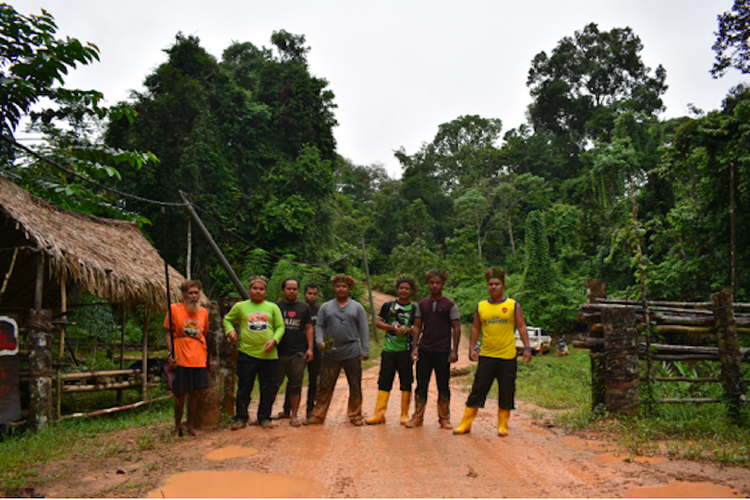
(172, 366), (209, 395)
(465, 356), (517, 410)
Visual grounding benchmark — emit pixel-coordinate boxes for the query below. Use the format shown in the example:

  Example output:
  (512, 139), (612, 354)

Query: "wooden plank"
(58, 395), (171, 420)
(60, 368), (143, 380)
(62, 380), (160, 393)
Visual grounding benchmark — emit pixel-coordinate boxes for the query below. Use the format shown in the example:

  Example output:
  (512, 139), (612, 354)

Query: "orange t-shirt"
(164, 303), (209, 368)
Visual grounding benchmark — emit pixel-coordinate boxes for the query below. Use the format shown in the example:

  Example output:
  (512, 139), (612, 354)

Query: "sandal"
(290, 418), (302, 427)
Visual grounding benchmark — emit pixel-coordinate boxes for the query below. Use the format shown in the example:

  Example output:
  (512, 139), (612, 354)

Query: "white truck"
(515, 326), (551, 354)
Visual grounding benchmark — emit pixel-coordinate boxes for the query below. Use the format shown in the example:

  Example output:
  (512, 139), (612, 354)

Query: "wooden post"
(711, 290), (745, 421)
(141, 302), (150, 402)
(361, 238), (378, 343)
(602, 307), (639, 416)
(586, 278), (607, 410)
(218, 298), (237, 418)
(730, 162), (737, 300)
(28, 309), (54, 430)
(34, 252), (44, 310)
(187, 220), (192, 280)
(56, 282), (67, 419)
(196, 303), (222, 428)
(117, 306), (126, 405)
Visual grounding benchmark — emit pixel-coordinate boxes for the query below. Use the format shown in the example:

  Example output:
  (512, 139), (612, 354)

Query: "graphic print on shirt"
(183, 317), (201, 337)
(247, 312), (269, 332)
(283, 310), (302, 331)
(484, 313), (509, 326)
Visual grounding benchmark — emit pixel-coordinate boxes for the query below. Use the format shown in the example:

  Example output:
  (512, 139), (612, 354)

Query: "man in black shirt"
(274, 283), (321, 420)
(273, 279), (313, 426)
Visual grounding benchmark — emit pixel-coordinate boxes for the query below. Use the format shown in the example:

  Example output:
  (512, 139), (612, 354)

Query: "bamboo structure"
(577, 286), (749, 415)
(0, 177), (204, 426)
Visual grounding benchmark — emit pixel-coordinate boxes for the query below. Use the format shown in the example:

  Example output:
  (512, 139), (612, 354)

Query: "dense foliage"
(3, 6), (749, 334)
(0, 4), (157, 219)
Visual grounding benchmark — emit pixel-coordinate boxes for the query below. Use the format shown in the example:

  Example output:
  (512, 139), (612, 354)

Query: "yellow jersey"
(476, 298), (517, 359)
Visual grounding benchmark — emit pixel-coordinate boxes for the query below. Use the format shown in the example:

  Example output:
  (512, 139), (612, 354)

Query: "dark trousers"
(377, 350), (413, 392)
(465, 356), (517, 410)
(415, 349), (450, 402)
(311, 355), (362, 422)
(235, 351), (278, 422)
(282, 348), (322, 417)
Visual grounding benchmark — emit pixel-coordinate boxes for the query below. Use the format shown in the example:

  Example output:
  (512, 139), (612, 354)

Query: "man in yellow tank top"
(454, 267), (532, 436)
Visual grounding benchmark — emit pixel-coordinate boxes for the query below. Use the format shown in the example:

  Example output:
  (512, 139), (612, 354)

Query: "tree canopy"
(711, 0), (750, 77)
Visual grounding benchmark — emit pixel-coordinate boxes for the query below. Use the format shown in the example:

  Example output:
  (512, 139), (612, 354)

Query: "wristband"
(524, 347), (532, 351)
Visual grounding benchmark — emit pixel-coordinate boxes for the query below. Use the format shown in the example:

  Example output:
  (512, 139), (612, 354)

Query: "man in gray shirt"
(304, 274), (370, 426)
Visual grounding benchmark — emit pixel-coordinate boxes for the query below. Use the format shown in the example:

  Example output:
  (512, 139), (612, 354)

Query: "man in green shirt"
(223, 275), (285, 429)
(366, 276), (419, 425)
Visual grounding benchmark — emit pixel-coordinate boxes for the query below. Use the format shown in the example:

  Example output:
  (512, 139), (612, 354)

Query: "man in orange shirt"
(165, 280), (212, 436)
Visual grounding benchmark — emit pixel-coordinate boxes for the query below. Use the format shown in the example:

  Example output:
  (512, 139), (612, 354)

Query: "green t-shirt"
(378, 300), (417, 353)
(222, 300), (285, 359)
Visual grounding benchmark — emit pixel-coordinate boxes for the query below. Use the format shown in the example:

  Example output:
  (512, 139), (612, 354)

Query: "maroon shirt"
(417, 296), (459, 353)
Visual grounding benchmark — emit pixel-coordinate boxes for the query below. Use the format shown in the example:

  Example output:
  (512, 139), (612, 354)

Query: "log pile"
(576, 291), (748, 418)
(577, 299), (750, 336)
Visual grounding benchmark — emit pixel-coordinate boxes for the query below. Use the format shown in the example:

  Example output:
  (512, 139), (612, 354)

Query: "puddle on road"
(204, 445), (259, 460)
(626, 481), (739, 498)
(147, 470), (318, 498)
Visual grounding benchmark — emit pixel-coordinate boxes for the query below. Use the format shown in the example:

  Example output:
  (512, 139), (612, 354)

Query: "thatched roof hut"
(0, 177), (185, 314)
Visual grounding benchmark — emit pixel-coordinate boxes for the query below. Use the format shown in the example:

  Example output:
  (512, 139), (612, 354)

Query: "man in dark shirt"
(302, 283), (321, 417)
(273, 279), (313, 426)
(274, 283), (321, 420)
(405, 269), (461, 429)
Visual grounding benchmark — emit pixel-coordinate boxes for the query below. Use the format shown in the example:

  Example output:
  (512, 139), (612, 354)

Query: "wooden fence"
(575, 280), (748, 419)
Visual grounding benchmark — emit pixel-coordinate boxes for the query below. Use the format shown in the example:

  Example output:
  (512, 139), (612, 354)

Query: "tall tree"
(107, 32), (339, 282)
(711, 0), (750, 77)
(527, 23), (667, 144)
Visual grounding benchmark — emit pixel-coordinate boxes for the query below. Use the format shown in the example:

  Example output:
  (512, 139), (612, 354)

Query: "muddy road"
(34, 291), (749, 497)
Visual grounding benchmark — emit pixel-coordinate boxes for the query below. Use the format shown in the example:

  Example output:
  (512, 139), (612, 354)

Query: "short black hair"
(304, 283), (318, 292)
(281, 278), (299, 291)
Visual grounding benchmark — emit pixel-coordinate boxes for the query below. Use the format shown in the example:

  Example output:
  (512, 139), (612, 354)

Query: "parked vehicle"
(515, 326), (551, 354)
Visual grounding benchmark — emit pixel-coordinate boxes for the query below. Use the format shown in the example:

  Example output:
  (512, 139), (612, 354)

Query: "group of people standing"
(163, 267), (532, 438)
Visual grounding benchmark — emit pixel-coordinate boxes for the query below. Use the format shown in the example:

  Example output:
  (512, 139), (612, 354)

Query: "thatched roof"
(0, 177), (185, 312)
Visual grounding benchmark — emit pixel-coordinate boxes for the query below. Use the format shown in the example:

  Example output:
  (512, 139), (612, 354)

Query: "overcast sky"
(12, 0), (747, 178)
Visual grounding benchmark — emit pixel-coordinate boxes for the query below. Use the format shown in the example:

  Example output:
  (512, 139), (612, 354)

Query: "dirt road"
(35, 291), (750, 497)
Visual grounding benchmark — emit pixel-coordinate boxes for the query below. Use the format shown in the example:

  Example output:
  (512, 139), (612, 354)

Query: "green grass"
(475, 345), (750, 466)
(0, 399), (172, 493)
(516, 349), (592, 409)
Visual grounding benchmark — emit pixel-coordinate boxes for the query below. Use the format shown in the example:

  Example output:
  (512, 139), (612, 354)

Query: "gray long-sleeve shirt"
(315, 298), (370, 360)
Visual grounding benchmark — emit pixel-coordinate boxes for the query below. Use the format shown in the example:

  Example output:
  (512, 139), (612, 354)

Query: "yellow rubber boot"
(400, 391), (411, 425)
(365, 390), (389, 425)
(498, 408), (511, 436)
(453, 407), (479, 434)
